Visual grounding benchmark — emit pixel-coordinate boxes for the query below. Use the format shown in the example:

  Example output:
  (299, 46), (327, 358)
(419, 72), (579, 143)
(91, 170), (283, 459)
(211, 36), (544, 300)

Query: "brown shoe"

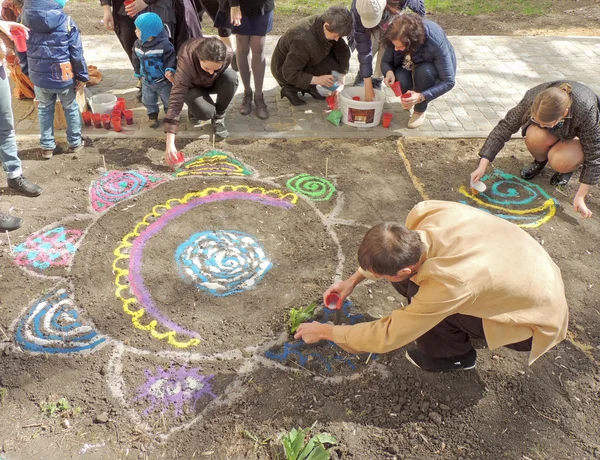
(240, 90), (252, 116)
(254, 93), (269, 120)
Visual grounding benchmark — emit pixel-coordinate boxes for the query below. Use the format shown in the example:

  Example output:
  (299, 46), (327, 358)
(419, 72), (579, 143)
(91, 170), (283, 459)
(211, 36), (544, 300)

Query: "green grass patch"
(425, 0), (553, 16)
(39, 397), (81, 418)
(276, 0), (351, 17)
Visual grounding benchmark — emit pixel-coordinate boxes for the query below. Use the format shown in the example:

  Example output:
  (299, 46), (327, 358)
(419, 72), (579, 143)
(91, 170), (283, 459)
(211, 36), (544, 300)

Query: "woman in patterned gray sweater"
(471, 80), (600, 219)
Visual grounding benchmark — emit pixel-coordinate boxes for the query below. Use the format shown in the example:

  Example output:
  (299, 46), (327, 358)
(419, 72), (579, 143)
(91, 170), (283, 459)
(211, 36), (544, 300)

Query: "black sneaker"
(231, 52), (238, 72)
(372, 77), (383, 90)
(211, 116), (228, 139)
(353, 74), (364, 87)
(405, 346), (477, 372)
(7, 175), (42, 197)
(521, 160), (548, 180)
(550, 171), (573, 187)
(148, 113), (160, 129)
(0, 212), (23, 231)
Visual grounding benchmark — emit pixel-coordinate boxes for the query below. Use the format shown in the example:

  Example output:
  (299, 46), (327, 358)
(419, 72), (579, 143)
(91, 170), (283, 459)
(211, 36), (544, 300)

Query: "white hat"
(356, 0), (386, 29)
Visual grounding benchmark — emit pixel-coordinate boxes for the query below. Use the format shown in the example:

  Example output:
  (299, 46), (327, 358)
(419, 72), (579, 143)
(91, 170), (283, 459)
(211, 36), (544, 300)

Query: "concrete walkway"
(10, 34), (600, 140)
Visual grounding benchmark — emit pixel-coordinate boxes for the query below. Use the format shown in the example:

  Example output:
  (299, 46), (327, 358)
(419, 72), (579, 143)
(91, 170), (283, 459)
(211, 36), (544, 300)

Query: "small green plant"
(0, 387), (7, 404)
(288, 302), (317, 334)
(40, 397), (80, 418)
(279, 422), (337, 460)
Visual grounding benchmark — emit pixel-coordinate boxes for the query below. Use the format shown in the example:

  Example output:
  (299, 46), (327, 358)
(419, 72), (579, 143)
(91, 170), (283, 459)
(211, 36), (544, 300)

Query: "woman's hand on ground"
(384, 71), (395, 87)
(230, 6), (242, 26)
(294, 322), (332, 344)
(165, 142), (179, 166)
(574, 195), (593, 218)
(126, 0), (148, 17)
(102, 6), (114, 30)
(0, 20), (29, 38)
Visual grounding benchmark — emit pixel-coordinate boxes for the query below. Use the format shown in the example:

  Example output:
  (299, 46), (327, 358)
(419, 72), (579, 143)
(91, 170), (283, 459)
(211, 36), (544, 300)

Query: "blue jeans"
(0, 70), (23, 179)
(142, 79), (171, 116)
(34, 85), (82, 150)
(394, 63), (438, 112)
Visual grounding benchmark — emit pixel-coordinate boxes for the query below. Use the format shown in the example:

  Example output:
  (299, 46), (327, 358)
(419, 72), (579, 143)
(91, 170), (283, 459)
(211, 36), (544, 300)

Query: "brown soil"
(65, 0), (600, 37)
(1, 137), (599, 460)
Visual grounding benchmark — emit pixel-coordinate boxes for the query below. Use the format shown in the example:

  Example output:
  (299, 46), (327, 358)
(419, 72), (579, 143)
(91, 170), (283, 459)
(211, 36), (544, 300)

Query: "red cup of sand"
(470, 179), (487, 195)
(352, 96), (361, 101)
(324, 292), (341, 310)
(124, 109), (134, 125)
(92, 113), (102, 128)
(112, 108), (121, 120)
(101, 114), (111, 130)
(391, 81), (402, 97)
(167, 151), (184, 166)
(124, 0), (135, 16)
(112, 116), (122, 132)
(382, 112), (392, 128)
(401, 93), (411, 100)
(10, 27), (27, 53)
(82, 111), (92, 127)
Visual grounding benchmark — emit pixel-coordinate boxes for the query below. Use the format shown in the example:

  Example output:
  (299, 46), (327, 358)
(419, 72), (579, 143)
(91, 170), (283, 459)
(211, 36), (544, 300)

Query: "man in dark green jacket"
(271, 6), (352, 106)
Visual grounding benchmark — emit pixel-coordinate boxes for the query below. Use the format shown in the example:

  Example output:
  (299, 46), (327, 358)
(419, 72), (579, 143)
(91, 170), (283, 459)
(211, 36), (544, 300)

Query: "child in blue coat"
(132, 13), (176, 129)
(19, 0), (88, 159)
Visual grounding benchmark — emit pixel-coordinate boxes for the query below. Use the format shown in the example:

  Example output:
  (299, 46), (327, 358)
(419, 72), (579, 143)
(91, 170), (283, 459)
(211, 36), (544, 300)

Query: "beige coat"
(332, 200), (569, 365)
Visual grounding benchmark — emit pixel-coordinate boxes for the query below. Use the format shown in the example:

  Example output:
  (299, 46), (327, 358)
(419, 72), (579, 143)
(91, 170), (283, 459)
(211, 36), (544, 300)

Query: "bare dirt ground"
(0, 137), (599, 460)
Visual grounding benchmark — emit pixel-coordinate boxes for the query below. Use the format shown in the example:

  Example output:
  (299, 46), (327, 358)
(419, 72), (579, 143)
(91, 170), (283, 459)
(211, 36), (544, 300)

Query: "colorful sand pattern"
(90, 170), (165, 212)
(112, 185), (298, 349)
(458, 169), (557, 228)
(14, 226), (83, 270)
(134, 363), (216, 416)
(174, 151), (252, 177)
(14, 289), (106, 354)
(176, 230), (272, 297)
(286, 174), (336, 202)
(265, 301), (377, 373)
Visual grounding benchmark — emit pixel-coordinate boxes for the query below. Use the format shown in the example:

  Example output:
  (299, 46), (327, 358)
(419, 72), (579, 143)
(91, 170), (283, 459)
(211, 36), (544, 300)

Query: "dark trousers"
(275, 53), (345, 89)
(392, 280), (533, 359)
(394, 63), (438, 112)
(185, 68), (239, 120)
(113, 12), (137, 65)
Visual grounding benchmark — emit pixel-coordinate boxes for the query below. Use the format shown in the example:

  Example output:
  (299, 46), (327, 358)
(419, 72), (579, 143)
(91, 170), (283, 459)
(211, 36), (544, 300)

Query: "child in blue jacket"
(132, 13), (176, 129)
(19, 0), (88, 159)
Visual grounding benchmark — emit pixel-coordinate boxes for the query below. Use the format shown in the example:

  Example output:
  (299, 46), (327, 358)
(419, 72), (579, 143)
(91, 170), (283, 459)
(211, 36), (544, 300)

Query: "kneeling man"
(295, 200), (568, 372)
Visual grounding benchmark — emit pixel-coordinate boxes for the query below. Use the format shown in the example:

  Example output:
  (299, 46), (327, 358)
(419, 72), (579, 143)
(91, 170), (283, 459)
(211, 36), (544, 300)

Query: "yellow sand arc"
(112, 184), (298, 348)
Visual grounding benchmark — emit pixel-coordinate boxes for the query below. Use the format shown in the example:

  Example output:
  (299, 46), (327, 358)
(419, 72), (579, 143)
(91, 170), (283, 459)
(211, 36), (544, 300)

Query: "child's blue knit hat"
(135, 13), (164, 43)
(54, 0), (68, 7)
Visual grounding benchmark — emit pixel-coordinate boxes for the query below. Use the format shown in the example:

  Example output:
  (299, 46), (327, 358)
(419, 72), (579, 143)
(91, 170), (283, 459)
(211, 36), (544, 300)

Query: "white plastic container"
(338, 87), (386, 128)
(90, 93), (117, 115)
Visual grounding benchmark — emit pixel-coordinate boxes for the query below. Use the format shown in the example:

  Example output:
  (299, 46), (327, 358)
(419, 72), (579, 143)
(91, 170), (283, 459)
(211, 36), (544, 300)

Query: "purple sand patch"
(128, 191), (294, 338)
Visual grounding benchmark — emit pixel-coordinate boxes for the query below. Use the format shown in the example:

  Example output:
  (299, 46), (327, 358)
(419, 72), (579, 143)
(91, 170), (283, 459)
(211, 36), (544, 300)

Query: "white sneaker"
(407, 111), (426, 129)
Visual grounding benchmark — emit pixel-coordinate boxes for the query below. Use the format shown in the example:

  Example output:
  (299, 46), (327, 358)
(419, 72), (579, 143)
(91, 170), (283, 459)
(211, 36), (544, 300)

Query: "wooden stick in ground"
(365, 352), (373, 365)
(102, 154), (107, 170)
(212, 134), (215, 150)
(5, 230), (12, 254)
(0, 324), (9, 341)
(325, 157), (329, 178)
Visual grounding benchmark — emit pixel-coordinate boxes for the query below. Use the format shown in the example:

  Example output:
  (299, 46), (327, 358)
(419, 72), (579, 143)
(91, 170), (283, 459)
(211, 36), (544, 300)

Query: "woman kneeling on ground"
(164, 37), (238, 163)
(471, 81), (599, 219)
(381, 13), (455, 129)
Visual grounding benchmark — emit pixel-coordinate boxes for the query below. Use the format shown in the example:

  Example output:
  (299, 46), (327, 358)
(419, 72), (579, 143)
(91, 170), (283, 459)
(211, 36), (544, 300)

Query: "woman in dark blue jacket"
(382, 14), (456, 128)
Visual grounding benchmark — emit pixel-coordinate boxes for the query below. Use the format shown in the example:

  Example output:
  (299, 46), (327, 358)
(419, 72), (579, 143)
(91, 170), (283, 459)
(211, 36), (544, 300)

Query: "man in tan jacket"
(295, 200), (569, 372)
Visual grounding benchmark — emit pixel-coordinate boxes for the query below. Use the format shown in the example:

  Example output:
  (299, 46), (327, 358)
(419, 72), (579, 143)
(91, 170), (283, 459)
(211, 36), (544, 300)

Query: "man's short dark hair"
(321, 6), (352, 37)
(358, 223), (424, 276)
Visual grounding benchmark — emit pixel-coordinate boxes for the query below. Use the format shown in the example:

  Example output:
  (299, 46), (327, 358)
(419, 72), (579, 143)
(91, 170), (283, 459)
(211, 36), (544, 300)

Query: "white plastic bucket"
(90, 93), (117, 115)
(338, 87), (385, 128)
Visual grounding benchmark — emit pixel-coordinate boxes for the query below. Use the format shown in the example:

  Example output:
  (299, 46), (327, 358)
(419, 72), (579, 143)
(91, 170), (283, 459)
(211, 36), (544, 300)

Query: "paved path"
(10, 34), (600, 140)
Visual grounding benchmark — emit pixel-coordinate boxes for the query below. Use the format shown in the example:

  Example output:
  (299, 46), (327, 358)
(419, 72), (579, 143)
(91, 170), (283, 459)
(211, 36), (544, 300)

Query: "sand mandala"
(90, 170), (166, 212)
(13, 226), (82, 270)
(175, 230), (272, 297)
(286, 174), (336, 202)
(174, 150), (252, 177)
(458, 169), (557, 228)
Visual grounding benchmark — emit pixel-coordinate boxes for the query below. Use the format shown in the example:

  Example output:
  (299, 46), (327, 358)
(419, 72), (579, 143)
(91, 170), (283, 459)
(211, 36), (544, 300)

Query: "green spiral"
(286, 174), (336, 201)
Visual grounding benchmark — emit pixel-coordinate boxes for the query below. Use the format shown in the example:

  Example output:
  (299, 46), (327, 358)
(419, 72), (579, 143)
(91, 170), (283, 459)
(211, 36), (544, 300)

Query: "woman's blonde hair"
(530, 83), (572, 123)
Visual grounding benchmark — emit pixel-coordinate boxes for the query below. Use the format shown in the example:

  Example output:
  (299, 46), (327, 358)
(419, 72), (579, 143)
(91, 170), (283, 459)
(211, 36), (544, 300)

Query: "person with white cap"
(350, 0), (424, 102)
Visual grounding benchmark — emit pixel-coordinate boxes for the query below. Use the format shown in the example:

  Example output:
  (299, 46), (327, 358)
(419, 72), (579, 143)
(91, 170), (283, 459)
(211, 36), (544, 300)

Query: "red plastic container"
(82, 111), (92, 127)
(324, 292), (341, 310)
(124, 109), (134, 125)
(92, 113), (102, 128)
(382, 112), (393, 128)
(101, 114), (111, 130)
(167, 151), (184, 166)
(112, 108), (121, 119)
(352, 96), (361, 101)
(124, 0), (135, 16)
(10, 27), (27, 53)
(112, 116), (122, 132)
(391, 81), (402, 97)
(401, 93), (411, 100)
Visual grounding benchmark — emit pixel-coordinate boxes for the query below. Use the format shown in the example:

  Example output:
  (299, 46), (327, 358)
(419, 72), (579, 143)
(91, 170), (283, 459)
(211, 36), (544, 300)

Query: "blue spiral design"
(175, 230), (272, 297)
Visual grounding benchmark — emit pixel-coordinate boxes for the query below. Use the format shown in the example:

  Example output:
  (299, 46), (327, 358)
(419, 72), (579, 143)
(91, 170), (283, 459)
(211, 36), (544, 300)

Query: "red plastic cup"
(112, 116), (122, 132)
(112, 108), (121, 119)
(352, 96), (361, 101)
(124, 0), (135, 16)
(167, 151), (184, 166)
(92, 113), (102, 128)
(124, 109), (134, 125)
(401, 93), (411, 100)
(82, 111), (92, 127)
(117, 97), (126, 108)
(101, 114), (111, 130)
(382, 112), (392, 128)
(10, 27), (27, 53)
(324, 292), (341, 310)
(391, 81), (402, 97)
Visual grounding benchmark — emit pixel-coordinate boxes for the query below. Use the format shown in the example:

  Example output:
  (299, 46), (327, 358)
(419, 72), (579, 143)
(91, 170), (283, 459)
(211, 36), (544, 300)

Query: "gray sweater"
(479, 80), (600, 185)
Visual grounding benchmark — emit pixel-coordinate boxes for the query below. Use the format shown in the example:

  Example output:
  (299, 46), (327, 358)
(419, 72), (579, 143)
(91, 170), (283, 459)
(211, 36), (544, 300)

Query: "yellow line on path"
(396, 140), (429, 200)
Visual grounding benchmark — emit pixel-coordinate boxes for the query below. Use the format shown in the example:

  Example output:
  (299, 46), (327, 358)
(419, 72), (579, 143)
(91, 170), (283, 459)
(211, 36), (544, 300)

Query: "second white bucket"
(90, 93), (117, 115)
(338, 87), (385, 128)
